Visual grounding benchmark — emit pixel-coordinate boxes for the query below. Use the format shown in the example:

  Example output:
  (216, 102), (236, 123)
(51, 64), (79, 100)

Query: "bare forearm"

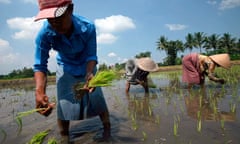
(86, 60), (96, 75)
(208, 73), (224, 84)
(34, 71), (47, 95)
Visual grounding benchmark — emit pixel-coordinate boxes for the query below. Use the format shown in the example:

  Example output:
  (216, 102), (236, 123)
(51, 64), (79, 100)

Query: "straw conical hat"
(209, 53), (231, 69)
(135, 57), (158, 72)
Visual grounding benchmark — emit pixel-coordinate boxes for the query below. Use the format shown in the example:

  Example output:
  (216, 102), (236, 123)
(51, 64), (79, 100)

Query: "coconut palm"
(194, 32), (206, 53)
(157, 36), (168, 51)
(167, 40), (184, 65)
(204, 34), (220, 54)
(219, 33), (236, 54)
(184, 33), (195, 52)
(157, 36), (183, 65)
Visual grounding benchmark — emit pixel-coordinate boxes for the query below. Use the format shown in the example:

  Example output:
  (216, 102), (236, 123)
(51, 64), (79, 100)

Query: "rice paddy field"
(0, 65), (240, 144)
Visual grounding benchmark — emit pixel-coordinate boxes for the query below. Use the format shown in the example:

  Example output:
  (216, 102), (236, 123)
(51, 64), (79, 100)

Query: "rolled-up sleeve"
(33, 32), (51, 73)
(85, 24), (98, 63)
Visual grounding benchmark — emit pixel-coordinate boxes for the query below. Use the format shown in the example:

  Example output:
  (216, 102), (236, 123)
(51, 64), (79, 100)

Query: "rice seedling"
(47, 137), (58, 144)
(141, 131), (147, 141)
(0, 128), (7, 144)
(197, 119), (202, 133)
(15, 108), (46, 134)
(173, 118), (179, 136)
(155, 114), (161, 125)
(148, 105), (152, 116)
(229, 102), (236, 113)
(220, 119), (225, 131)
(27, 129), (49, 144)
(197, 110), (202, 132)
(131, 120), (138, 131)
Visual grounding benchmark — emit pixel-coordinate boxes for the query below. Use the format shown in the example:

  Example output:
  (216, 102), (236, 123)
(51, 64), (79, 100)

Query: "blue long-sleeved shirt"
(34, 14), (98, 76)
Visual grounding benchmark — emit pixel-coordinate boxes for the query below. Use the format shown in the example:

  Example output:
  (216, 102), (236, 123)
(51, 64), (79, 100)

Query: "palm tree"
(204, 33), (220, 54)
(167, 40), (183, 65)
(184, 33), (195, 52)
(194, 32), (206, 53)
(219, 33), (236, 54)
(157, 36), (168, 51)
(157, 36), (183, 65)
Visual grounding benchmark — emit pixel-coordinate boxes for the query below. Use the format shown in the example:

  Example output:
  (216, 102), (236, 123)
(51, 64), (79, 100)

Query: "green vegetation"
(74, 70), (118, 90)
(88, 70), (118, 87)
(27, 129), (49, 144)
(0, 67), (55, 80)
(15, 108), (47, 134)
(157, 32), (240, 65)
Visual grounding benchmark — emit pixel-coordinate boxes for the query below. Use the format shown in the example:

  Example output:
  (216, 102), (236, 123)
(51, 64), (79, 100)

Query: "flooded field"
(0, 67), (240, 144)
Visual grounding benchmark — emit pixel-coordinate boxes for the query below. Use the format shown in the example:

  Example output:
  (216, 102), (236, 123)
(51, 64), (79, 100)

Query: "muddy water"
(0, 76), (240, 144)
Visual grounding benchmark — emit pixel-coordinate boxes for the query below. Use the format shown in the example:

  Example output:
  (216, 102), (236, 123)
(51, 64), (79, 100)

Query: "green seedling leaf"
(28, 129), (50, 144)
(0, 128), (7, 144)
(15, 108), (46, 135)
(47, 137), (58, 144)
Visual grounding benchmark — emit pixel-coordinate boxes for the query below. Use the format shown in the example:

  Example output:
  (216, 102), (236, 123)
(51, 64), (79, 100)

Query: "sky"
(0, 0), (240, 75)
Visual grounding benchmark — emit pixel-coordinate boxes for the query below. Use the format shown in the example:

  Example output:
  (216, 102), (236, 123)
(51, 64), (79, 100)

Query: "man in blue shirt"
(34, 0), (111, 141)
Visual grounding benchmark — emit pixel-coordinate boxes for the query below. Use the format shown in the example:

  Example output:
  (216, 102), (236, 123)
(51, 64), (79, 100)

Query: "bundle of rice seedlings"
(74, 70), (117, 99)
(88, 70), (117, 87)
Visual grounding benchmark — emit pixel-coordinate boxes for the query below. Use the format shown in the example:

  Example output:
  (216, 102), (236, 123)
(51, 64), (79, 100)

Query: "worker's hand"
(85, 72), (95, 93)
(218, 79), (225, 84)
(35, 94), (55, 117)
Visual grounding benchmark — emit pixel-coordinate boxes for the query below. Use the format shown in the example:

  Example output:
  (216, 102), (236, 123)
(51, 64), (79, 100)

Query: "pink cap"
(35, 0), (72, 21)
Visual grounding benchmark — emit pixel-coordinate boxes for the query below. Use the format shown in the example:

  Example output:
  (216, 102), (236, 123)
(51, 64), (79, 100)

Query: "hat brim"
(209, 53), (231, 69)
(135, 58), (158, 72)
(35, 7), (58, 21)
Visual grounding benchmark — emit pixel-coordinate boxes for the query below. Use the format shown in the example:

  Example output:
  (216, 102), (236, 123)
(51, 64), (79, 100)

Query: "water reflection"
(185, 88), (236, 121)
(126, 93), (156, 122)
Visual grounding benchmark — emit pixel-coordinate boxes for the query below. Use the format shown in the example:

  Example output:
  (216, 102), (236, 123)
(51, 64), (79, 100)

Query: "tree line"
(0, 67), (55, 80)
(157, 32), (240, 65)
(1, 32), (239, 79)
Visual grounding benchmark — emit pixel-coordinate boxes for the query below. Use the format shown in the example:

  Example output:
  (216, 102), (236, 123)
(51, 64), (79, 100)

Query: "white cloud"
(108, 52), (117, 57)
(219, 0), (240, 10)
(95, 15), (135, 45)
(95, 15), (136, 33)
(165, 24), (187, 31)
(97, 33), (117, 44)
(7, 17), (43, 39)
(0, 0), (11, 4)
(0, 38), (9, 49)
(0, 38), (24, 74)
(206, 0), (217, 5)
(22, 0), (37, 4)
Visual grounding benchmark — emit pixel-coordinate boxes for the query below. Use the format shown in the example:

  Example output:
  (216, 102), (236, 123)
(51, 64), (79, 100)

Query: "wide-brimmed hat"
(209, 53), (231, 69)
(35, 0), (72, 21)
(135, 57), (158, 72)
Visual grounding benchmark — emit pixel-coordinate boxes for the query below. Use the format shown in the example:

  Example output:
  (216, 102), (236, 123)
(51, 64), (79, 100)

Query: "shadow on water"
(0, 75), (240, 144)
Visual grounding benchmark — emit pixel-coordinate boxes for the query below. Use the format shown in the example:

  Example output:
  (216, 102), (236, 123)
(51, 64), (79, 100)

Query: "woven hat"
(135, 57), (158, 72)
(35, 0), (72, 21)
(209, 53), (231, 69)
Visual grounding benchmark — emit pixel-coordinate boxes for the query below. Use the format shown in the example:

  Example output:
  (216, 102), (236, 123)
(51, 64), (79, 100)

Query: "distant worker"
(182, 53), (231, 89)
(125, 57), (158, 93)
